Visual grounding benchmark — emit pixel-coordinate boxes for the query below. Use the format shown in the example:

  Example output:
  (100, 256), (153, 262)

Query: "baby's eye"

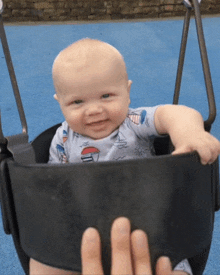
(102, 94), (110, 99)
(72, 100), (83, 105)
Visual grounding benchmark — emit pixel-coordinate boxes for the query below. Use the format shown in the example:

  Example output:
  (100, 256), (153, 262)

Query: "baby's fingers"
(172, 147), (192, 156)
(172, 138), (220, 165)
(196, 137), (220, 165)
(196, 146), (213, 165)
(172, 146), (213, 165)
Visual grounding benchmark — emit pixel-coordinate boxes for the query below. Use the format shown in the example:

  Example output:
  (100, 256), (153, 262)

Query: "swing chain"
(182, 0), (202, 9)
(0, 6), (28, 135)
(0, 111), (6, 144)
(174, 0), (216, 131)
(0, 1), (3, 14)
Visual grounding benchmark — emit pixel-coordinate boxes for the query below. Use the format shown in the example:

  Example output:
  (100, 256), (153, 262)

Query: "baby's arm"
(155, 105), (220, 164)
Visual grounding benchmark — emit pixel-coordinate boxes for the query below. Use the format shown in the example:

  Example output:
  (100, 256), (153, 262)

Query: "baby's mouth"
(87, 119), (109, 126)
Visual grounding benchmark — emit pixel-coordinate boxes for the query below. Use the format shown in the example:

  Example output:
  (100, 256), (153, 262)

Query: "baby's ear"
(53, 94), (59, 101)
(128, 80), (132, 93)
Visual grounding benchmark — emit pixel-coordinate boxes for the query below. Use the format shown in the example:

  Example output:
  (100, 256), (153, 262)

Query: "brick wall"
(2, 0), (220, 22)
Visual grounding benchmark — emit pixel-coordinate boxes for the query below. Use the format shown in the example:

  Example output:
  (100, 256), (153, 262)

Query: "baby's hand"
(172, 131), (220, 165)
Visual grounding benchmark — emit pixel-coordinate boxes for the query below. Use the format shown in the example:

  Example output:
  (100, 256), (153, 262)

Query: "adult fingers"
(131, 229), (152, 275)
(155, 256), (173, 275)
(81, 227), (104, 275)
(156, 256), (190, 275)
(111, 217), (133, 275)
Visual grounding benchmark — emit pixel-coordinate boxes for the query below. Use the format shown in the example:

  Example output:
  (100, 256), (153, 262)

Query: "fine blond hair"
(52, 38), (128, 94)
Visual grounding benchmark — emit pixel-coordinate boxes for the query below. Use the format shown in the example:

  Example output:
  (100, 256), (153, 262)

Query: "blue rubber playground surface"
(0, 15), (220, 274)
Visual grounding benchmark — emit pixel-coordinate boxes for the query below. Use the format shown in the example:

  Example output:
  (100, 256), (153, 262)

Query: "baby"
(30, 38), (220, 274)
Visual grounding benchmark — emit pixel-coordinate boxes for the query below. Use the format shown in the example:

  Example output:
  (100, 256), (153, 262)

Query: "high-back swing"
(0, 0), (219, 274)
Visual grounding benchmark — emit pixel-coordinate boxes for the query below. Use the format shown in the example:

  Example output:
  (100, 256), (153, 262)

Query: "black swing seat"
(0, 124), (219, 275)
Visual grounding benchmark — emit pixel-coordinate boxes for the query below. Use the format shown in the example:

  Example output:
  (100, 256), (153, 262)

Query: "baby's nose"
(85, 103), (103, 116)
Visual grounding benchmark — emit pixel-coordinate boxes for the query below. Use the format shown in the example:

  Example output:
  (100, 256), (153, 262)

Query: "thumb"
(171, 147), (191, 156)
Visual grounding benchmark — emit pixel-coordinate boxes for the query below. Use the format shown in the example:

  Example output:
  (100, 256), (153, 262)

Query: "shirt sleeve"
(126, 105), (162, 140)
(48, 122), (69, 163)
(174, 259), (193, 275)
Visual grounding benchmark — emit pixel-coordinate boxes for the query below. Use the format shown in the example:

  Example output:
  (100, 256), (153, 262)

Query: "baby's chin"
(83, 127), (119, 141)
(85, 132), (111, 140)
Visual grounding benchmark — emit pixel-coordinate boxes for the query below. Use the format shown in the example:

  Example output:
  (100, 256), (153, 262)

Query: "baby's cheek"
(111, 102), (124, 114)
(66, 114), (79, 130)
(113, 110), (127, 126)
(110, 106), (121, 118)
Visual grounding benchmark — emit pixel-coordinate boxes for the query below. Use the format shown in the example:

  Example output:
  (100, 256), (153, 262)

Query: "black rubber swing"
(0, 0), (219, 274)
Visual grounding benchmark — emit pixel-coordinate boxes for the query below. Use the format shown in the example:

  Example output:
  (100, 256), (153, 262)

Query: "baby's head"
(52, 38), (132, 140)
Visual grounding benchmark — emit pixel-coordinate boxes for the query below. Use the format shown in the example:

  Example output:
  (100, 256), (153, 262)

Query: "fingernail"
(84, 227), (98, 243)
(162, 256), (170, 262)
(158, 256), (172, 267)
(114, 217), (130, 234)
(119, 223), (129, 234)
(136, 231), (147, 248)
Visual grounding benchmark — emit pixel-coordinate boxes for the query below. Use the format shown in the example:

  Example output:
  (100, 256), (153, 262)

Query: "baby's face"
(55, 60), (132, 140)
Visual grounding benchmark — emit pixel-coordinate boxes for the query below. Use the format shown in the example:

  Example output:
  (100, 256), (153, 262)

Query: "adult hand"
(81, 217), (188, 275)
